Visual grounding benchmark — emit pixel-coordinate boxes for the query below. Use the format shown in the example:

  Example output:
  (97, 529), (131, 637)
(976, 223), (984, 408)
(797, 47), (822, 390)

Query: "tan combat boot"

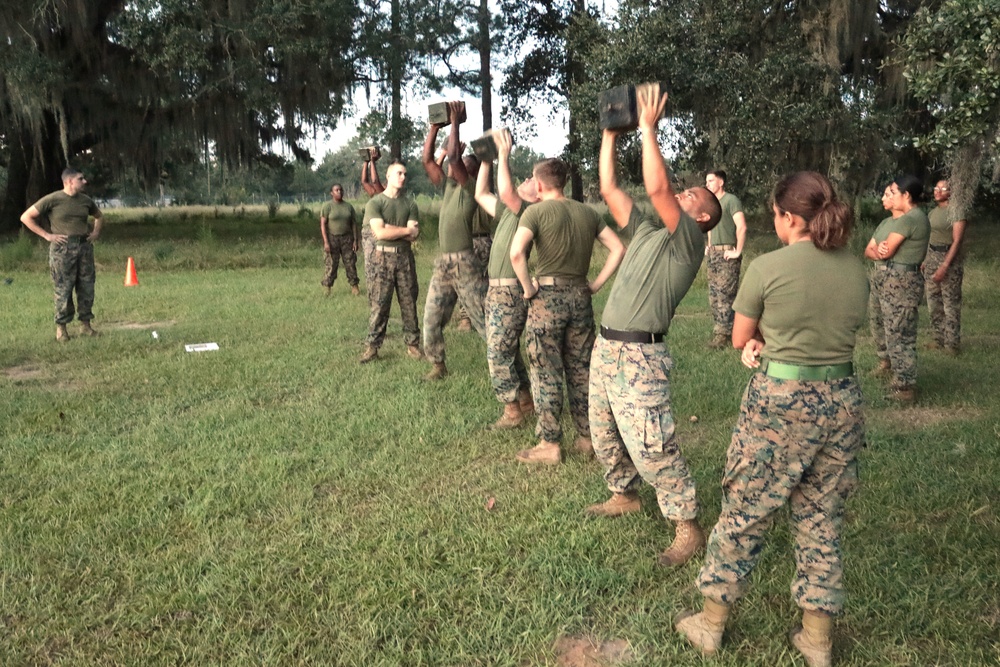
(675, 598), (730, 656)
(518, 387), (535, 418)
(55, 324), (71, 342)
(790, 610), (833, 667)
(359, 346), (378, 364)
(707, 333), (729, 349)
(80, 321), (99, 337)
(406, 345), (424, 360)
(658, 519), (706, 567)
(425, 362), (448, 381)
(874, 359), (891, 378)
(456, 317), (472, 332)
(573, 435), (594, 458)
(515, 440), (561, 465)
(888, 384), (916, 403)
(491, 402), (524, 430)
(585, 491), (641, 517)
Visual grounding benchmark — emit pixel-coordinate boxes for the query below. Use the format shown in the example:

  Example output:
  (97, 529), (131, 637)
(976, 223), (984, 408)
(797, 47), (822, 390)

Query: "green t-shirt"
(438, 179), (477, 252)
(320, 200), (357, 238)
(881, 207), (930, 265)
(734, 242), (869, 365)
(488, 200), (527, 280)
(601, 206), (705, 333)
(709, 192), (742, 246)
(364, 192), (419, 250)
(519, 199), (606, 279)
(869, 216), (894, 267)
(33, 191), (100, 236)
(928, 205), (956, 246)
(472, 206), (493, 236)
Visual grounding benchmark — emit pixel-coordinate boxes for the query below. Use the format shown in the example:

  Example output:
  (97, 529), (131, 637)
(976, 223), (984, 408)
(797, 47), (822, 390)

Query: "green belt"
(759, 359), (854, 381)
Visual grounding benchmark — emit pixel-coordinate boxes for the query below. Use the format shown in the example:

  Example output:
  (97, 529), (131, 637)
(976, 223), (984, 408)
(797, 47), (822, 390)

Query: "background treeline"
(1, 0), (997, 229)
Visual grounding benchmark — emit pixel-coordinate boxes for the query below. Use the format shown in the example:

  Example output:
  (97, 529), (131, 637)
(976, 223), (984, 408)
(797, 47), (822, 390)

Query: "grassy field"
(1, 205), (998, 666)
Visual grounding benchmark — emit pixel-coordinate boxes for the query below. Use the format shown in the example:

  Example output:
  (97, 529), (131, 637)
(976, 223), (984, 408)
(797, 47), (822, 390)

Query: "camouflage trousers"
(322, 233), (359, 288)
(486, 284), (530, 403)
(422, 251), (487, 364)
(706, 246), (741, 336)
(698, 373), (865, 615)
(366, 247), (420, 349)
(589, 336), (698, 521)
(362, 226), (376, 304)
(525, 284), (595, 444)
(867, 266), (886, 359)
(455, 237), (492, 324)
(49, 237), (96, 324)
(922, 247), (964, 350)
(872, 266), (922, 387)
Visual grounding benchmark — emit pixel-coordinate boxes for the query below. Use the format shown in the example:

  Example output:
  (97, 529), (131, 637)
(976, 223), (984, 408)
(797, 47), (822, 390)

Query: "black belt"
(66, 235), (89, 242)
(884, 260), (920, 272)
(472, 233), (490, 239)
(600, 326), (664, 344)
(929, 244), (951, 252)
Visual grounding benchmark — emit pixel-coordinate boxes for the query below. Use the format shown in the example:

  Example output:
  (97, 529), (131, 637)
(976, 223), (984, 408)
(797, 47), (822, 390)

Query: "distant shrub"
(267, 200), (279, 218)
(153, 243), (175, 261)
(297, 206), (313, 219)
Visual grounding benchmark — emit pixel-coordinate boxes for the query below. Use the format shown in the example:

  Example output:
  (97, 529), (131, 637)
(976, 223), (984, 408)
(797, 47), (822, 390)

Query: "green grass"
(0, 210), (998, 665)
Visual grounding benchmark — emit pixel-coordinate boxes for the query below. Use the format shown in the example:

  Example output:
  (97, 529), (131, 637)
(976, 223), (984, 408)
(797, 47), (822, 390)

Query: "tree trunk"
(389, 0), (403, 160)
(0, 123), (63, 236)
(565, 0), (585, 201)
(478, 0), (492, 132)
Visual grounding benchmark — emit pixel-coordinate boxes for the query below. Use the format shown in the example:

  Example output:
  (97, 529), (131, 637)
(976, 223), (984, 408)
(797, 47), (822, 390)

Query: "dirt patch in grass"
(3, 363), (46, 381)
(553, 636), (633, 667)
(103, 319), (177, 330)
(873, 406), (982, 431)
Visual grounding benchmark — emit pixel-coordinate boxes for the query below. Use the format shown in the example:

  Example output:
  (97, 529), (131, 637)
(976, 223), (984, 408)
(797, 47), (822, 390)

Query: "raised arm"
(495, 128), (523, 213)
(360, 160), (375, 196)
(599, 129), (633, 229)
(422, 120), (446, 188)
(637, 83), (681, 233)
(366, 159), (385, 195)
(446, 102), (469, 186)
(475, 160), (499, 218)
(589, 225), (626, 294)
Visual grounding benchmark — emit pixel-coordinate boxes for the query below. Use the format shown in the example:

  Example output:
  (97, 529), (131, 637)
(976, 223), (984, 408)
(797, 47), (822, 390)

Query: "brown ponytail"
(772, 171), (853, 251)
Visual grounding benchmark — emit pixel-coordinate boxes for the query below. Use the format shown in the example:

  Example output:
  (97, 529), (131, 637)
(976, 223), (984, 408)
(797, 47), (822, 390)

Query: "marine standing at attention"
(420, 101), (487, 381)
(473, 128), (539, 430)
(359, 162), (423, 364)
(509, 158), (626, 465)
(703, 169), (747, 349)
(586, 83), (722, 569)
(319, 183), (361, 297)
(922, 179), (966, 356)
(676, 171), (868, 667)
(20, 167), (104, 341)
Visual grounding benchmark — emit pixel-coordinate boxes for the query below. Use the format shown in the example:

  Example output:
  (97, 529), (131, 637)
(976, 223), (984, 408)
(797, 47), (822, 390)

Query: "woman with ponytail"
(676, 172), (869, 667)
(863, 175), (930, 401)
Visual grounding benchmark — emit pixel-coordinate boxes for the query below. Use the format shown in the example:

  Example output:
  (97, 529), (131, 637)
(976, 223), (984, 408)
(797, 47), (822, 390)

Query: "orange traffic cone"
(124, 257), (139, 286)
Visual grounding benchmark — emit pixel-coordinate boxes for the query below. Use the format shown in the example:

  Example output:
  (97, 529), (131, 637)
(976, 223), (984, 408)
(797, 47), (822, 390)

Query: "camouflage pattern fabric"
(454, 237), (492, 324)
(698, 373), (865, 615)
(362, 225), (375, 303)
(867, 267), (887, 362)
(422, 251), (487, 364)
(922, 247), (964, 350)
(525, 285), (595, 444)
(485, 285), (530, 403)
(322, 232), (360, 288)
(472, 236), (492, 270)
(706, 247), (741, 336)
(49, 237), (96, 324)
(876, 268), (922, 387)
(365, 248), (420, 349)
(588, 336), (698, 521)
